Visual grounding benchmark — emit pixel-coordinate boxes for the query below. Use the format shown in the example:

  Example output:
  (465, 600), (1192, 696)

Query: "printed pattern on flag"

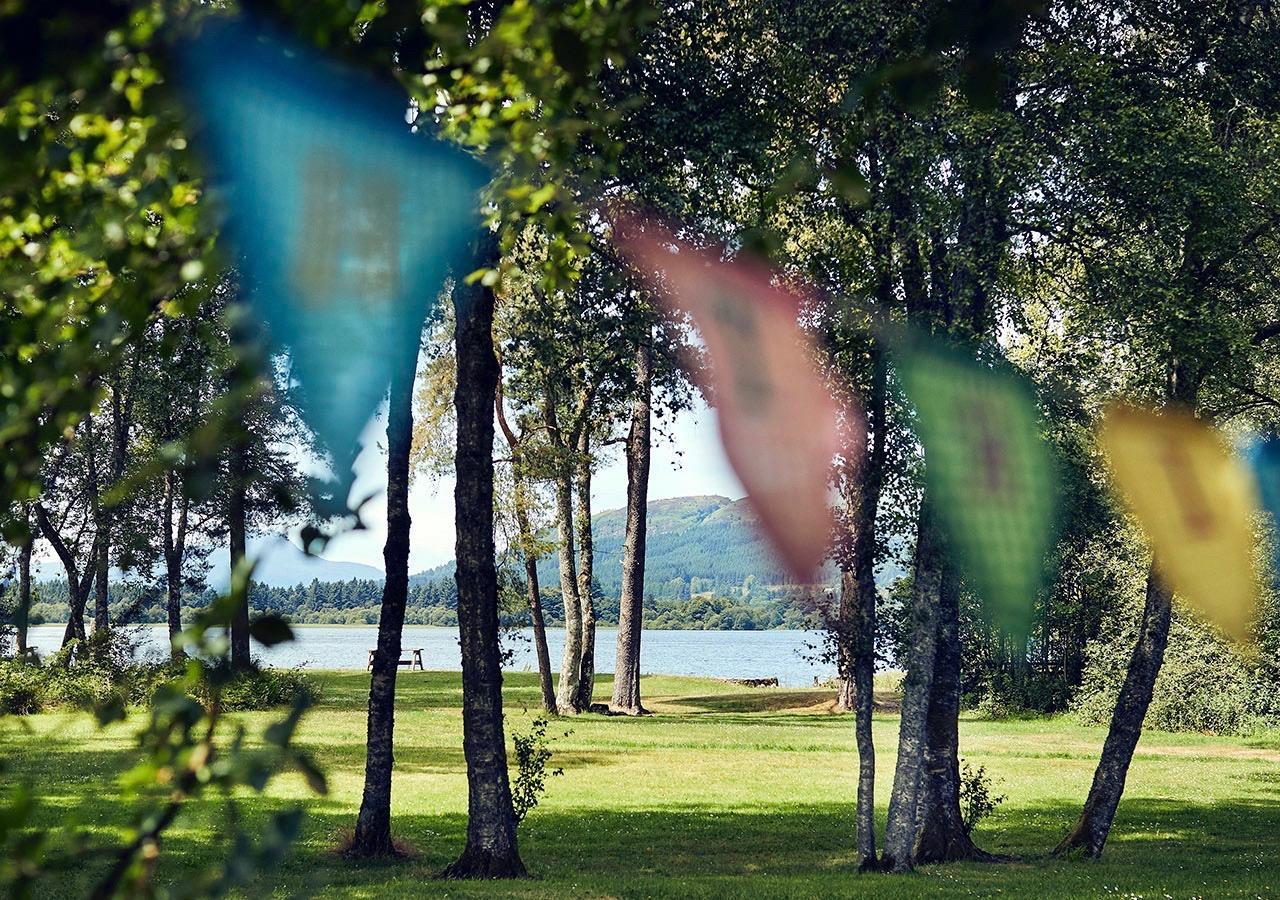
(1244, 435), (1280, 584)
(893, 338), (1058, 640)
(1102, 405), (1259, 643)
(617, 218), (858, 582)
(182, 18), (487, 493)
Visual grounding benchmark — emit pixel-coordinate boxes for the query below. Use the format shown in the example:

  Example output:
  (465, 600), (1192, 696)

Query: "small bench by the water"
(367, 648), (424, 671)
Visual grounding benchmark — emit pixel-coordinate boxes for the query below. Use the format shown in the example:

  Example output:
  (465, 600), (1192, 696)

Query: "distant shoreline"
(23, 622), (820, 633)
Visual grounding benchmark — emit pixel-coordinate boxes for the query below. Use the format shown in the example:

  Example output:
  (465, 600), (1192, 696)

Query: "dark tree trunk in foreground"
(572, 428), (596, 711)
(1054, 562), (1173, 858)
(228, 439), (251, 670)
(443, 234), (525, 878)
(611, 335), (652, 715)
(915, 564), (993, 863)
(16, 527), (31, 655)
(350, 342), (419, 857)
(881, 497), (945, 873)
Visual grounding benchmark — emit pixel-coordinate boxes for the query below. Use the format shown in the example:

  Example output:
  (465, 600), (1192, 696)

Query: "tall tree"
(144, 313), (222, 648)
(495, 370), (557, 713)
(33, 423), (103, 647)
(1025, 0), (1280, 857)
(443, 232), (525, 877)
(351, 336), (420, 857)
(610, 330), (652, 715)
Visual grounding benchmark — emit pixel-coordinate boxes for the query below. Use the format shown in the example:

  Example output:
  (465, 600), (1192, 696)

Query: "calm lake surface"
(24, 625), (835, 687)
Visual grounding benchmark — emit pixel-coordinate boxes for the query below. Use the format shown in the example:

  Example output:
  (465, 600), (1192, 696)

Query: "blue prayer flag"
(1244, 435), (1280, 579)
(182, 18), (487, 496)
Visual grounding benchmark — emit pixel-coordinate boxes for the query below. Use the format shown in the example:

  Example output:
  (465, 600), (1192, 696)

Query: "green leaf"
(94, 697), (127, 727)
(292, 751), (329, 796)
(249, 614), (294, 648)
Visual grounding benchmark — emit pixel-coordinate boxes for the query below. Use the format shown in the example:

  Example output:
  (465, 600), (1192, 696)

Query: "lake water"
(22, 625), (836, 687)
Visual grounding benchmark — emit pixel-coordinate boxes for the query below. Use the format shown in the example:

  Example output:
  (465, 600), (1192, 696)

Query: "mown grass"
(6, 670), (1280, 898)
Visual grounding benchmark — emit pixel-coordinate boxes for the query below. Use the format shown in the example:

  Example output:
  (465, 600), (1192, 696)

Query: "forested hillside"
(414, 494), (900, 597)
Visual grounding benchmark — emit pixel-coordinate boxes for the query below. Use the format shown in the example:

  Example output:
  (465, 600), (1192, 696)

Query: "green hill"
(576, 495), (798, 598)
(412, 494), (867, 601)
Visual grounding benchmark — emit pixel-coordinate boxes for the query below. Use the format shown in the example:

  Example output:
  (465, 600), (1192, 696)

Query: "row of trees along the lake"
(5, 0), (1280, 888)
(18, 570), (821, 631)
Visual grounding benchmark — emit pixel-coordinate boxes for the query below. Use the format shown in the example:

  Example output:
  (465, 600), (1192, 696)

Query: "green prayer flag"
(893, 336), (1059, 639)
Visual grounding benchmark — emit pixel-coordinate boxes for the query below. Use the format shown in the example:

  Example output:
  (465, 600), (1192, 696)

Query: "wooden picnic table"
(366, 648), (425, 671)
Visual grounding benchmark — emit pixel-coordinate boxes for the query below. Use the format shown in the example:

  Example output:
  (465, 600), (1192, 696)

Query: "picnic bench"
(367, 648), (425, 671)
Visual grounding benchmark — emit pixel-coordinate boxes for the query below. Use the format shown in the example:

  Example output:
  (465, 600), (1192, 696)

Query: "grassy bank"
(5, 671), (1279, 897)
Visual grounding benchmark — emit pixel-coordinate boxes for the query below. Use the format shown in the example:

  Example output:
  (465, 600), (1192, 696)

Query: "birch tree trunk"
(551, 444), (585, 714)
(572, 427), (596, 711)
(1054, 562), (1173, 858)
(914, 564), (991, 863)
(881, 496), (944, 872)
(611, 335), (651, 715)
(849, 344), (887, 867)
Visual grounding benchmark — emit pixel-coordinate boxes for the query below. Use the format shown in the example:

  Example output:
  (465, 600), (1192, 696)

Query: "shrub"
(959, 760), (1005, 834)
(509, 716), (564, 825)
(209, 667), (321, 712)
(1074, 605), (1280, 736)
(0, 662), (45, 715)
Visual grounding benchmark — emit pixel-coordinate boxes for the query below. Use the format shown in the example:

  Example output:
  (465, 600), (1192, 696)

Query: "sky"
(27, 393), (743, 583)
(318, 398), (745, 573)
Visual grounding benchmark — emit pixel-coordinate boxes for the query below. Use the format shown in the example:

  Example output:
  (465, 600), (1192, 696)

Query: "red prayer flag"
(617, 218), (859, 582)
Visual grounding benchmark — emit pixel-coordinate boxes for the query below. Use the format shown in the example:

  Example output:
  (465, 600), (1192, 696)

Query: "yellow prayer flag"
(1099, 405), (1259, 643)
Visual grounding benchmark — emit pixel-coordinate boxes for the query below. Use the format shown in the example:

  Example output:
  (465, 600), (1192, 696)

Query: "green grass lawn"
(6, 671), (1280, 898)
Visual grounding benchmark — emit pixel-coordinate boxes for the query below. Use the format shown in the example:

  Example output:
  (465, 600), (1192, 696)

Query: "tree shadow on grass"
(222, 796), (1280, 898)
(17, 755), (1280, 900)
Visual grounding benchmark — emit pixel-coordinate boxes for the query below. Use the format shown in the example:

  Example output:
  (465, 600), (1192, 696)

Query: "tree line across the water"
(16, 573), (819, 631)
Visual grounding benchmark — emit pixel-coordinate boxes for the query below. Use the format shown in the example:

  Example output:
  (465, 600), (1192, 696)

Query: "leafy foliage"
(509, 715), (565, 825)
(1073, 602), (1280, 736)
(958, 760), (1005, 836)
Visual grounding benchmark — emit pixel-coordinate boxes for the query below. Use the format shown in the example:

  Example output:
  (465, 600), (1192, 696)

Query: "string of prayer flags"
(616, 217), (858, 583)
(182, 18), (487, 498)
(1100, 406), (1259, 643)
(892, 337), (1058, 641)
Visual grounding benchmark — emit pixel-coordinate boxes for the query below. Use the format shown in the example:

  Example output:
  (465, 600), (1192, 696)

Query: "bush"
(209, 667), (321, 712)
(1074, 605), (1280, 736)
(509, 716), (564, 825)
(0, 662), (45, 715)
(0, 629), (318, 716)
(0, 629), (171, 716)
(959, 760), (1005, 834)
